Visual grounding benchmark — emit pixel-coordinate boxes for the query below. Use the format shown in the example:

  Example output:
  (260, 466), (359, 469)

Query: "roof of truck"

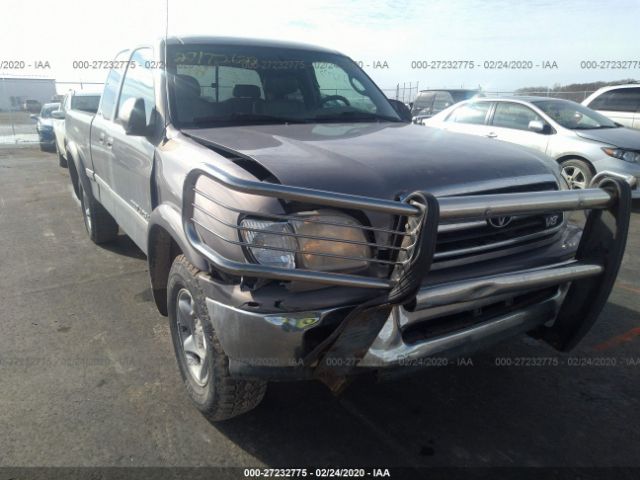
(165, 35), (342, 55)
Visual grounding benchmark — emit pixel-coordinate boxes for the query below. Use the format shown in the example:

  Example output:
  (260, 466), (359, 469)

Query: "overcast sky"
(1, 0), (639, 94)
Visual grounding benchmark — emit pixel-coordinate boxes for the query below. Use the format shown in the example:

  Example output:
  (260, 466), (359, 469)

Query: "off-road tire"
(168, 255), (267, 421)
(78, 181), (119, 244)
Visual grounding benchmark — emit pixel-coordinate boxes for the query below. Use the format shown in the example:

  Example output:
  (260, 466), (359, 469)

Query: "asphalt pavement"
(0, 146), (638, 473)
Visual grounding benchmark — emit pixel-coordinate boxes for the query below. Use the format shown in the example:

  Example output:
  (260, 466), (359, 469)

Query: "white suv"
(582, 84), (640, 130)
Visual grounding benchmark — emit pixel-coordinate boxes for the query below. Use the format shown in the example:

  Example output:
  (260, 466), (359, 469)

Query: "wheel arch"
(555, 154), (596, 174)
(65, 142), (85, 199)
(147, 203), (209, 315)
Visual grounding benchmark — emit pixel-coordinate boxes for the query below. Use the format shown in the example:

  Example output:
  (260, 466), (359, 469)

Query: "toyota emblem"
(488, 216), (513, 228)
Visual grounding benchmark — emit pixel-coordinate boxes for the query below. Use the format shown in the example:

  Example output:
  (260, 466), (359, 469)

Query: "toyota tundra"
(63, 36), (632, 421)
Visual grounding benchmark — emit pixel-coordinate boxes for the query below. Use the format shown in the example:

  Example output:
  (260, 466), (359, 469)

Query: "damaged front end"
(181, 163), (632, 390)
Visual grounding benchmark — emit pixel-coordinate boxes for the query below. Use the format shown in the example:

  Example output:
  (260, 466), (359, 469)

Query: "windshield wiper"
(192, 113), (309, 126)
(312, 111), (401, 123)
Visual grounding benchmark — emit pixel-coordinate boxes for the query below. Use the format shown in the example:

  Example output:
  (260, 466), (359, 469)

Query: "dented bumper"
(185, 164), (632, 380)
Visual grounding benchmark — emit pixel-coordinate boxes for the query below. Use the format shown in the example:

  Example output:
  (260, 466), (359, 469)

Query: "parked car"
(23, 99), (42, 114)
(582, 84), (640, 130)
(64, 37), (631, 421)
(423, 96), (640, 191)
(411, 89), (482, 123)
(32, 102), (60, 151)
(52, 91), (101, 167)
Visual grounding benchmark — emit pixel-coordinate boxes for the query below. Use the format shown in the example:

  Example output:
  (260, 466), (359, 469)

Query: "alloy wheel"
(561, 165), (587, 189)
(175, 288), (209, 386)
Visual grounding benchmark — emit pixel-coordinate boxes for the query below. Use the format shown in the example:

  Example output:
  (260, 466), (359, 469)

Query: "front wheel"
(560, 159), (593, 190)
(168, 255), (267, 421)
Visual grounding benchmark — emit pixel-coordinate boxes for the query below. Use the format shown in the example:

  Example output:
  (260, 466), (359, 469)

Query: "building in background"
(0, 77), (57, 112)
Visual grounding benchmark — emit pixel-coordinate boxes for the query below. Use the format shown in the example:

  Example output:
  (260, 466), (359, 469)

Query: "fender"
(147, 202), (209, 314)
(66, 140), (92, 194)
(148, 203), (208, 271)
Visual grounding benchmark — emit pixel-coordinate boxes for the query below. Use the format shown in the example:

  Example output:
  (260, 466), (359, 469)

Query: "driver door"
(487, 102), (551, 154)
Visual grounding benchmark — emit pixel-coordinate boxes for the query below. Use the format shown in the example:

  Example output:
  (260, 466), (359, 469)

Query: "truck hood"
(575, 127), (640, 150)
(183, 123), (560, 198)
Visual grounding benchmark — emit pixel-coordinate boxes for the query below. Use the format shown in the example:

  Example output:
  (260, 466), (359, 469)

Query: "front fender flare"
(147, 203), (209, 315)
(148, 203), (208, 271)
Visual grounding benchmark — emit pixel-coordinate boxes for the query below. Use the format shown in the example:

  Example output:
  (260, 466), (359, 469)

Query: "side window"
(98, 50), (129, 120)
(117, 48), (156, 125)
(492, 102), (543, 130)
(446, 102), (491, 125)
(413, 92), (435, 113)
(313, 62), (377, 112)
(432, 92), (454, 114)
(589, 88), (640, 113)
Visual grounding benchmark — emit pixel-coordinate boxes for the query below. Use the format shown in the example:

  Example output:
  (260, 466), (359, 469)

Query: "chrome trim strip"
(411, 261), (602, 310)
(437, 220), (488, 233)
(433, 224), (563, 260)
(438, 189), (614, 220)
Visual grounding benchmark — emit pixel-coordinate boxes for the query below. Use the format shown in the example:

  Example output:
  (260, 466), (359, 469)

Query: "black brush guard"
(183, 164), (632, 385)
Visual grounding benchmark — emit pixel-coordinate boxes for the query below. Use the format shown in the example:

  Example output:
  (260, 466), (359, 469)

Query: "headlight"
(239, 219), (297, 269)
(240, 212), (371, 272)
(602, 147), (640, 163)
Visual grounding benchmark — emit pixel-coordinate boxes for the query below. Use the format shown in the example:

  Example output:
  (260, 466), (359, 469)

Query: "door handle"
(98, 133), (105, 144)
(486, 132), (498, 138)
(105, 137), (113, 148)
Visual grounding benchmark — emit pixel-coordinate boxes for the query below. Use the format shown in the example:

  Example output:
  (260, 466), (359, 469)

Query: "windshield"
(166, 44), (400, 127)
(533, 100), (619, 129)
(71, 95), (100, 113)
(40, 103), (60, 118)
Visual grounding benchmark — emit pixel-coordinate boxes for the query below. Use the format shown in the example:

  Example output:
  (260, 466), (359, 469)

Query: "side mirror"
(388, 99), (412, 122)
(30, 114), (38, 120)
(528, 120), (551, 134)
(117, 97), (147, 135)
(51, 110), (65, 120)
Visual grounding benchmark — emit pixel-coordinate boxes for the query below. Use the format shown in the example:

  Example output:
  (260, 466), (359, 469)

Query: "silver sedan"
(422, 96), (640, 190)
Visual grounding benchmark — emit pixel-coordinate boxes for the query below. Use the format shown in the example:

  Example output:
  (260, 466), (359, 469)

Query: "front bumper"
(185, 165), (632, 380)
(200, 258), (590, 376)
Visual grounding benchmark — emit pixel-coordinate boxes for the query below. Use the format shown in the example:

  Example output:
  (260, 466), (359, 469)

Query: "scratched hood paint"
(183, 123), (560, 198)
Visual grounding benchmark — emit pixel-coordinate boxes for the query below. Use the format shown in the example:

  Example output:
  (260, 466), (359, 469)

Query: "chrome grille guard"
(183, 164), (632, 312)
